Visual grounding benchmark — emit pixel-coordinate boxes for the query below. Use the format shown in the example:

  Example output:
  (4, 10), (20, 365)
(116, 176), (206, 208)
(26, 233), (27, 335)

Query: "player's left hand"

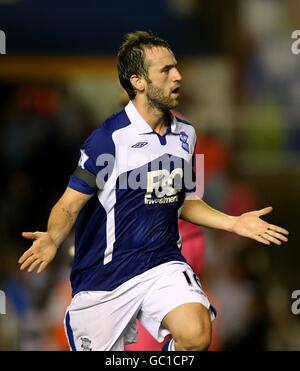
(230, 206), (289, 245)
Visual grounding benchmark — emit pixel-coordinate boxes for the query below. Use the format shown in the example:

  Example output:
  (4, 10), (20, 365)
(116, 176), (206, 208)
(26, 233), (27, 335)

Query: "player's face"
(143, 47), (182, 111)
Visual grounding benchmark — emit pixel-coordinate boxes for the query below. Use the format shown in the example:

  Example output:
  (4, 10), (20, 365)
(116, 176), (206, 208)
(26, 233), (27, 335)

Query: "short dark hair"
(117, 31), (171, 100)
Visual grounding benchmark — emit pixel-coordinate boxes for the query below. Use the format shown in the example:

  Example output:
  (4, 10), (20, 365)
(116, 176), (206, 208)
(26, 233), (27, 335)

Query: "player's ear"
(130, 75), (145, 93)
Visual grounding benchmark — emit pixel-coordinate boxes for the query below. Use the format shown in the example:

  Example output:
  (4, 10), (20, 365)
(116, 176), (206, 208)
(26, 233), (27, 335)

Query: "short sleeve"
(68, 127), (115, 194)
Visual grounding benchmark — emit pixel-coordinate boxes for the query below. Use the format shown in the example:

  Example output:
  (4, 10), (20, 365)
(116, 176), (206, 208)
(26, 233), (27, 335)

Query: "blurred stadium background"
(0, 0), (300, 350)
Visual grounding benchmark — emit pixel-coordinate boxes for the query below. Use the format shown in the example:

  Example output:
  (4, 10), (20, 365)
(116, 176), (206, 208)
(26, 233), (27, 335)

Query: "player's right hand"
(19, 232), (58, 273)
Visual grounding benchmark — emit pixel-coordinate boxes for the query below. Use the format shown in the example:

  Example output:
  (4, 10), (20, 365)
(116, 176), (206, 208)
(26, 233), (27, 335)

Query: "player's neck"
(131, 98), (170, 136)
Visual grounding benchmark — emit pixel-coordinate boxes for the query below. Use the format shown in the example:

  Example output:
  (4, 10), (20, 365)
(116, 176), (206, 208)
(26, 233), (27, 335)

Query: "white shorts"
(64, 261), (215, 351)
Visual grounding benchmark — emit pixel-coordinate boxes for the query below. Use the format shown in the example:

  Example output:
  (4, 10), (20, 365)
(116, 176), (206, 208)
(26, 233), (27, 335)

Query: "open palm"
(231, 207), (289, 245)
(18, 231), (58, 273)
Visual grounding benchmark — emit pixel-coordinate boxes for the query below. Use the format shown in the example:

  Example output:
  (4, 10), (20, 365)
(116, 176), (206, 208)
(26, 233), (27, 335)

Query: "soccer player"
(18, 31), (289, 351)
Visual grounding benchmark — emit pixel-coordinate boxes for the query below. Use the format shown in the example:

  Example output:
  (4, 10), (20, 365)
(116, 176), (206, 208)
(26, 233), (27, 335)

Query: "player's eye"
(161, 66), (171, 73)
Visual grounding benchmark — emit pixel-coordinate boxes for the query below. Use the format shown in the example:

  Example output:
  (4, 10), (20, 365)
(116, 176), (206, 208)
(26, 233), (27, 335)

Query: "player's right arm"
(19, 124), (115, 274)
(18, 187), (93, 274)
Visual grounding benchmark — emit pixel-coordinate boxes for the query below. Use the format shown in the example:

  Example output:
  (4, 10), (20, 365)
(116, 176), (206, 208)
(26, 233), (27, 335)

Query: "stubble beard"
(146, 83), (179, 113)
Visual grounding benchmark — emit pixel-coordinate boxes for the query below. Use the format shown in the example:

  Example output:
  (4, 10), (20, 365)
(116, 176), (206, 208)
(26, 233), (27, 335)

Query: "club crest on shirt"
(80, 337), (92, 351)
(179, 131), (189, 153)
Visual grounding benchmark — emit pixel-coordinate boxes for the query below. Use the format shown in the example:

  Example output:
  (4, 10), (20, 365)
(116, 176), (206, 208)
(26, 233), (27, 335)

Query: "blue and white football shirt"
(68, 101), (197, 296)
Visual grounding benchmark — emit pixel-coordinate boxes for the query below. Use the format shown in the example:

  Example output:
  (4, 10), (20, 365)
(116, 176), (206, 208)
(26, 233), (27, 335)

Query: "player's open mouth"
(171, 87), (180, 95)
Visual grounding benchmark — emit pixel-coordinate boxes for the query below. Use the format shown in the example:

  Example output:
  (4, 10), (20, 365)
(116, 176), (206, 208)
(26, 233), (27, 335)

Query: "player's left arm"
(180, 196), (289, 245)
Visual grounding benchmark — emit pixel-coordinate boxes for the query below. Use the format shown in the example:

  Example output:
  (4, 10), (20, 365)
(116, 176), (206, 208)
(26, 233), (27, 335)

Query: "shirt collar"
(170, 114), (181, 135)
(125, 100), (181, 135)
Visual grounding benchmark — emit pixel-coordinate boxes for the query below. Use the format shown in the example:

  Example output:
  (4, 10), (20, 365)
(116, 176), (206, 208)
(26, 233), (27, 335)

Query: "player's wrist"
(46, 231), (61, 249)
(225, 215), (238, 233)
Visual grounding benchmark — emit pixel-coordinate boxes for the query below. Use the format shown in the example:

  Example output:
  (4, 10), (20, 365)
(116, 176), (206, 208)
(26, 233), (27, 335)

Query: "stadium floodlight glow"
(0, 290), (6, 314)
(0, 30), (6, 54)
(291, 30), (300, 55)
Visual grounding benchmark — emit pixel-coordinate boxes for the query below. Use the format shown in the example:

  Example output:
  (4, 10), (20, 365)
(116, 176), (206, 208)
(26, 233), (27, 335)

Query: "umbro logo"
(131, 142), (148, 148)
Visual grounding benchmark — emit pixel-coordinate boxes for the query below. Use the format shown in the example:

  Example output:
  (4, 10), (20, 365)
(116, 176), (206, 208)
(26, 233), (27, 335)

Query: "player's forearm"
(180, 198), (237, 232)
(47, 198), (79, 247)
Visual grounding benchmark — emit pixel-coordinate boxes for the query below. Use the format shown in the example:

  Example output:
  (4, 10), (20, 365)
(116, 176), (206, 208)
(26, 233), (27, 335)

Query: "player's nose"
(174, 68), (182, 82)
